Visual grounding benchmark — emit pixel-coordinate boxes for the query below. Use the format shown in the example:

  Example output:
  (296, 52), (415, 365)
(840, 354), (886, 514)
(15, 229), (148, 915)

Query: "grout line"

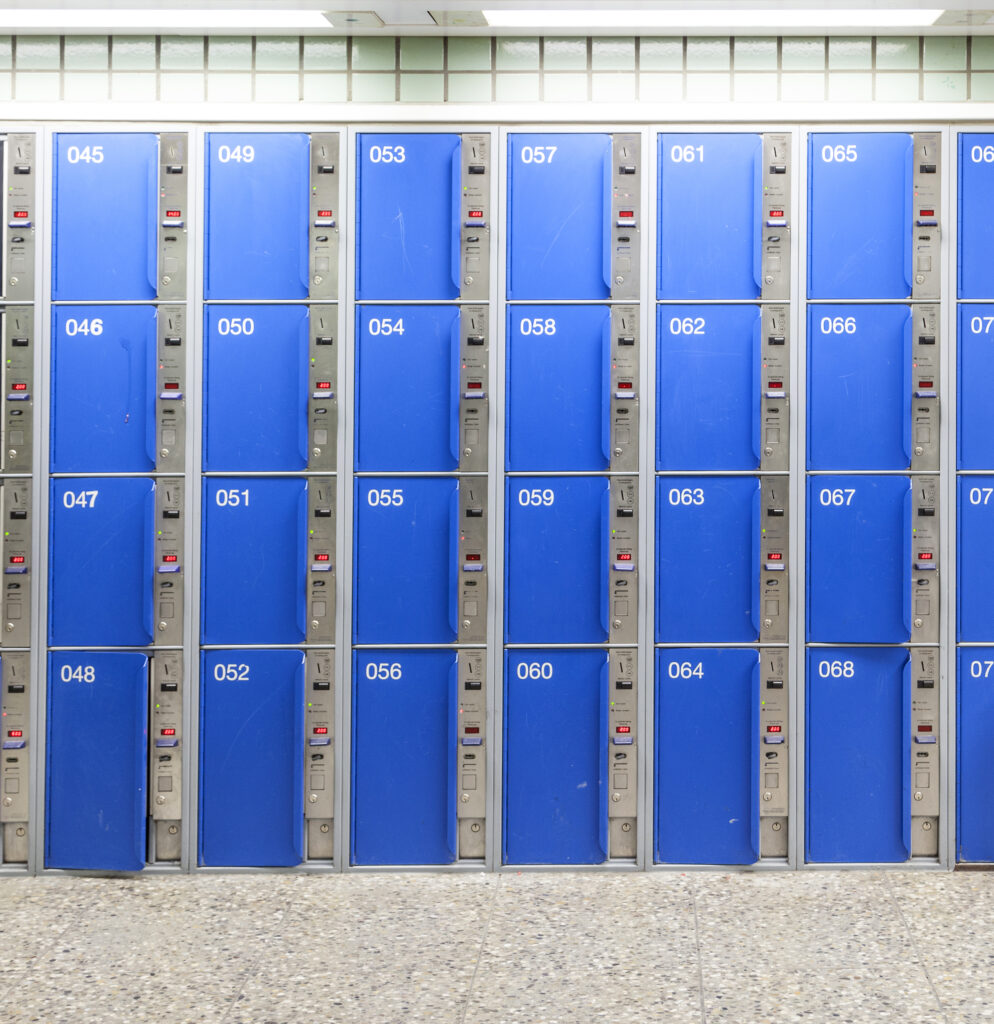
(688, 874), (708, 1024)
(458, 873), (501, 1024)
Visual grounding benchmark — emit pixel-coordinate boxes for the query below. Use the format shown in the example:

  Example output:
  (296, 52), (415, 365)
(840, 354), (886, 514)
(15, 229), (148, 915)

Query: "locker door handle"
(292, 656), (306, 864)
(298, 311), (311, 466)
(142, 485), (155, 642)
(449, 313), (462, 466)
(450, 140), (463, 296)
(146, 142), (159, 297)
(601, 142), (613, 295)
(901, 657), (912, 860)
(901, 313), (913, 466)
(599, 486), (610, 639)
(448, 484), (460, 640)
(598, 658), (610, 862)
(299, 136), (312, 296)
(446, 658), (459, 863)
(750, 658), (761, 863)
(296, 485), (309, 640)
(750, 484), (761, 639)
(902, 486), (913, 639)
(902, 137), (915, 296)
(752, 141), (764, 295)
(145, 311), (159, 468)
(600, 314), (612, 467)
(751, 312), (762, 465)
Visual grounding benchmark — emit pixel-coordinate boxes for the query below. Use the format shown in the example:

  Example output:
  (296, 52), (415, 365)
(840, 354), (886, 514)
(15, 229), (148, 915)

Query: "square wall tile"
(352, 36), (396, 71)
(112, 36), (155, 70)
(111, 71), (157, 102)
(15, 71), (60, 100)
(302, 72), (347, 102)
(400, 37), (442, 70)
(159, 72), (205, 101)
(687, 37), (729, 70)
(686, 72), (730, 101)
(592, 37), (634, 70)
(447, 73), (491, 101)
(495, 72), (539, 100)
(876, 37), (919, 70)
(924, 72), (966, 100)
(496, 38), (539, 70)
(254, 73), (300, 102)
(781, 72), (825, 101)
(208, 36), (252, 71)
(734, 73), (778, 101)
(400, 73), (444, 101)
(544, 72), (587, 101)
(15, 36), (60, 70)
(592, 72), (636, 101)
(0, 38), (12, 71)
(256, 37), (300, 71)
(639, 72), (683, 101)
(734, 38), (777, 71)
(160, 36), (204, 71)
(828, 72), (873, 101)
(829, 37), (871, 69)
(640, 38), (682, 71)
(875, 72), (920, 101)
(63, 72), (109, 101)
(65, 36), (108, 71)
(351, 72), (396, 102)
(544, 38), (586, 71)
(207, 72), (253, 102)
(447, 37), (491, 71)
(924, 36), (966, 70)
(971, 73), (994, 100)
(973, 37), (994, 71)
(782, 37), (825, 70)
(302, 37), (347, 70)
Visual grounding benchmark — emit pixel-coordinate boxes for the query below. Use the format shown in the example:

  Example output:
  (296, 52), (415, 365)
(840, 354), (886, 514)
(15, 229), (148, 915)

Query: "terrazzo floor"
(0, 869), (990, 1023)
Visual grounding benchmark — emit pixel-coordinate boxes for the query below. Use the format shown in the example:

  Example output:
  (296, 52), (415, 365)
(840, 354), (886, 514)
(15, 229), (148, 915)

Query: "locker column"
(199, 132), (340, 869)
(805, 131), (942, 864)
(654, 131), (792, 866)
(46, 131), (189, 871)
(351, 132), (492, 867)
(502, 132), (640, 866)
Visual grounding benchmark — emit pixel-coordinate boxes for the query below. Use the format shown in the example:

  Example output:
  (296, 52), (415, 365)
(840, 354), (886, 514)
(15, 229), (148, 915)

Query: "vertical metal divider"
(640, 126), (656, 871)
(790, 126), (808, 871)
(337, 125), (357, 872)
(29, 124), (52, 876)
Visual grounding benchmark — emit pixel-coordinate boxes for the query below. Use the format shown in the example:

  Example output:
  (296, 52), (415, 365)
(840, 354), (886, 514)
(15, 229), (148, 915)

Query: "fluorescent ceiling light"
(0, 9), (331, 30)
(483, 8), (944, 29)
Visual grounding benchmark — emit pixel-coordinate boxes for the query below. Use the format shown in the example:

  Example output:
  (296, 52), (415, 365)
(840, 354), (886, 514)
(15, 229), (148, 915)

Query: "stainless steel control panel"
(307, 479), (335, 643)
(761, 305), (789, 472)
(4, 133), (35, 302)
(457, 650), (486, 859)
(154, 479), (184, 647)
(309, 305), (337, 472)
(459, 479), (488, 643)
(310, 133), (339, 300)
(0, 651), (28, 863)
(610, 305), (639, 473)
(610, 477), (638, 644)
(2, 482), (30, 649)
(460, 305), (489, 473)
(149, 651), (182, 862)
(305, 650), (334, 860)
(611, 134), (641, 301)
(3, 308), (32, 475)
(761, 133), (791, 301)
(911, 304), (939, 472)
(158, 132), (188, 300)
(460, 133), (491, 301)
(760, 649), (788, 858)
(759, 477), (788, 643)
(911, 475), (939, 643)
(156, 305), (185, 473)
(912, 132), (941, 300)
(608, 648), (637, 858)
(910, 648), (938, 857)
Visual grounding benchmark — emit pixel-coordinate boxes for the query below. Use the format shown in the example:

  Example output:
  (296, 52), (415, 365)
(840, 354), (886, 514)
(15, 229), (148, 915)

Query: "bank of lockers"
(958, 305), (994, 468)
(959, 134), (994, 298)
(958, 649), (994, 861)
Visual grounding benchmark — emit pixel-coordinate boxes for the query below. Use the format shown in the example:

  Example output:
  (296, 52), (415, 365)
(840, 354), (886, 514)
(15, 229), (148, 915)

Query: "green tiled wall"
(8, 33), (994, 103)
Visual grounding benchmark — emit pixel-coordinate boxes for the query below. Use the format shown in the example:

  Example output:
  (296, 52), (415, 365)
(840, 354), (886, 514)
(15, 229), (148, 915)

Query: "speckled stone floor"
(1, 869), (991, 1023)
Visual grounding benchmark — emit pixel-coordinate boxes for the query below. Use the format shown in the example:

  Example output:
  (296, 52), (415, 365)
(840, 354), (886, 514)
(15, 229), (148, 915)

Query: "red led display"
(468, 381), (482, 389)
(314, 553), (330, 562)
(162, 554), (178, 563)
(166, 209), (181, 217)
(465, 726), (480, 734)
(161, 728), (176, 736)
(768, 380), (783, 388)
(314, 727), (328, 735)
(164, 381), (179, 389)
(468, 209), (483, 218)
(317, 209), (333, 217)
(768, 552), (783, 561)
(767, 725), (782, 733)
(769, 209), (784, 217)
(8, 556), (23, 564)
(8, 730), (22, 738)
(919, 380), (933, 388)
(918, 724), (933, 732)
(12, 210), (27, 219)
(11, 383), (26, 391)
(617, 552), (632, 561)
(618, 381), (633, 389)
(920, 209), (934, 217)
(616, 725), (631, 734)
(465, 553), (481, 561)
(316, 381), (331, 390)
(619, 209), (633, 217)
(919, 551), (933, 560)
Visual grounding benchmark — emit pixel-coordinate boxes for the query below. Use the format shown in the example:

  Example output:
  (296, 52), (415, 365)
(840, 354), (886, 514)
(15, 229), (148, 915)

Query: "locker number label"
(817, 660), (855, 678)
(818, 488), (856, 506)
(519, 145), (557, 164)
(669, 145), (704, 163)
(668, 317), (705, 335)
(365, 662), (402, 680)
(216, 317), (254, 336)
(970, 145), (994, 163)
(367, 145), (406, 164)
(515, 662), (553, 680)
(821, 144), (858, 163)
(517, 488), (555, 507)
(969, 487), (994, 505)
(213, 663), (250, 681)
(65, 145), (104, 164)
(215, 488), (250, 507)
(970, 660), (994, 678)
(63, 318), (103, 336)
(60, 664), (95, 683)
(216, 144), (255, 163)
(519, 318), (556, 336)
(62, 489), (98, 509)
(367, 488), (404, 507)
(820, 316), (857, 335)
(668, 487), (705, 506)
(667, 661), (704, 679)
(367, 318), (405, 336)
(969, 316), (994, 334)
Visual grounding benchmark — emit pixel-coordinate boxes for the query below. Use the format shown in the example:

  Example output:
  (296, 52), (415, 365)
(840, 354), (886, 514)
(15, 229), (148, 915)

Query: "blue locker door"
(655, 649), (759, 865)
(504, 476), (609, 644)
(503, 649), (608, 865)
(958, 305), (994, 469)
(355, 305), (461, 471)
(507, 134), (612, 300)
(807, 475), (910, 643)
(807, 305), (911, 470)
(203, 305), (310, 472)
(656, 305), (761, 471)
(201, 478), (307, 645)
(356, 133), (461, 301)
(656, 476), (759, 643)
(657, 133), (761, 300)
(352, 650), (458, 865)
(199, 650), (304, 867)
(808, 133), (912, 299)
(957, 648), (994, 861)
(353, 477), (457, 644)
(50, 305), (157, 473)
(204, 133), (310, 300)
(53, 133), (159, 301)
(958, 134), (994, 298)
(506, 305), (611, 471)
(957, 477), (994, 641)
(49, 478), (155, 647)
(806, 647), (909, 863)
(46, 652), (148, 870)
